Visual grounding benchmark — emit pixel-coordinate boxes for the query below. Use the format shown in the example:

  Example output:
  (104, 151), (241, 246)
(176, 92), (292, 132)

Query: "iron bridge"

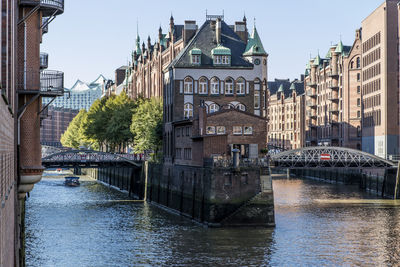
(42, 150), (142, 168)
(270, 146), (396, 169)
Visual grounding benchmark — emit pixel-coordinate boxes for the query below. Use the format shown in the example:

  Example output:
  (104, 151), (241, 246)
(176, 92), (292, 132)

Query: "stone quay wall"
(290, 168), (398, 198)
(87, 162), (275, 227)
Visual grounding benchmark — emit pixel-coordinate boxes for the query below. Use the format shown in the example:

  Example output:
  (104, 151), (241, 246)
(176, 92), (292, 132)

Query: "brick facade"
(40, 106), (79, 147)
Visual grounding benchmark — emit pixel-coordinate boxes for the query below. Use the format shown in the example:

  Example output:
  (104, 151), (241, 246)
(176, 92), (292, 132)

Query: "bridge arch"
(42, 150), (142, 168)
(270, 146), (396, 169)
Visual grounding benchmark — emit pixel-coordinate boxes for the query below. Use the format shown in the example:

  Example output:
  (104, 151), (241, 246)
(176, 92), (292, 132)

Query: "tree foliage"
(130, 97), (163, 154)
(61, 109), (88, 149)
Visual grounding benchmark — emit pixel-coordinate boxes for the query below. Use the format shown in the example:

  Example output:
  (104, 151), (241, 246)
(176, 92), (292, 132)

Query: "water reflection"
(26, 175), (400, 266)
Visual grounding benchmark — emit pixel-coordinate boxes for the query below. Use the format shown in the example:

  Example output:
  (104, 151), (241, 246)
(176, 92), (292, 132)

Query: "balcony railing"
(42, 18), (49, 34)
(306, 82), (317, 87)
(306, 90), (317, 97)
(17, 68), (64, 96)
(329, 85), (339, 90)
(328, 95), (339, 101)
(306, 111), (317, 118)
(40, 53), (48, 69)
(19, 0), (64, 16)
(306, 101), (317, 108)
(328, 71), (339, 77)
(329, 107), (339, 113)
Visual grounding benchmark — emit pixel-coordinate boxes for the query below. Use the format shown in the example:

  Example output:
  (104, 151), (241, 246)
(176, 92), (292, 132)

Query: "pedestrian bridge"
(270, 146), (396, 169)
(42, 150), (142, 168)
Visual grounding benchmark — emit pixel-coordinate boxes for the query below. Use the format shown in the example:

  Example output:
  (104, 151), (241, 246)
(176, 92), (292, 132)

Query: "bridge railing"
(206, 157), (270, 168)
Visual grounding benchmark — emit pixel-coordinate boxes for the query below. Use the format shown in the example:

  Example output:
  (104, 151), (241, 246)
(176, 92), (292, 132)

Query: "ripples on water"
(26, 176), (400, 266)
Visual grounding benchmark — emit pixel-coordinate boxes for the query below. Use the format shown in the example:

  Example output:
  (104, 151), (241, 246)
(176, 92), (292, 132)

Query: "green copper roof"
(326, 49), (332, 59)
(335, 40), (343, 54)
(243, 26), (267, 56)
(313, 54), (321, 66)
(211, 44), (231, 55)
(305, 69), (310, 76)
(277, 84), (284, 93)
(290, 83), (296, 90)
(306, 62), (311, 69)
(135, 35), (142, 55)
(189, 47), (202, 55)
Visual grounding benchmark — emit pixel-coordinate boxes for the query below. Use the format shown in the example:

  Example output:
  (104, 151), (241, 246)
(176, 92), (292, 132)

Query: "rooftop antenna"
(206, 9), (207, 16)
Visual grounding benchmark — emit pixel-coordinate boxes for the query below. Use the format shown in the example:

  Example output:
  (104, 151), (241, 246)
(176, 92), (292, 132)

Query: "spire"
(313, 54), (321, 66)
(335, 40), (344, 54)
(135, 20), (142, 55)
(243, 12), (247, 22)
(243, 23), (267, 56)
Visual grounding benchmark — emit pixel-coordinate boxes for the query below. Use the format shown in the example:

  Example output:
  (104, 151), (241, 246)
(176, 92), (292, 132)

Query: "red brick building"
(40, 106), (79, 147)
(0, 0), (65, 265)
(163, 15), (268, 167)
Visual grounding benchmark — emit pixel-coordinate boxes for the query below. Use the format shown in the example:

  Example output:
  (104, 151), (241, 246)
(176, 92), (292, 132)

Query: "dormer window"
(189, 48), (202, 65)
(211, 44), (231, 66)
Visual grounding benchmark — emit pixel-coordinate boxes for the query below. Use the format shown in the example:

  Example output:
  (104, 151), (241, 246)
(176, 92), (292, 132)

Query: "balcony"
(329, 85), (339, 90)
(329, 107), (339, 114)
(17, 68), (64, 97)
(306, 90), (317, 98)
(306, 82), (317, 87)
(306, 101), (317, 108)
(40, 53), (48, 69)
(42, 18), (49, 34)
(306, 111), (317, 118)
(328, 95), (339, 102)
(328, 71), (339, 78)
(19, 0), (64, 17)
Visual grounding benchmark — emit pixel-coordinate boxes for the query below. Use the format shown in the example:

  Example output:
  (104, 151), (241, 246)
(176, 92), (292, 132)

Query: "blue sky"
(41, 0), (384, 88)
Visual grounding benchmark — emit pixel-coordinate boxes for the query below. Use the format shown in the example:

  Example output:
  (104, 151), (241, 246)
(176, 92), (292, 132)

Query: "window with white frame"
(192, 55), (200, 65)
(206, 126), (215, 135)
(217, 126), (226, 135)
(254, 91), (260, 109)
(225, 78), (234, 95)
(233, 126), (242, 135)
(199, 77), (208, 94)
(213, 55), (231, 65)
(208, 103), (219, 113)
(236, 78), (245, 95)
(184, 77), (193, 94)
(211, 78), (219, 94)
(184, 103), (193, 118)
(244, 126), (253, 135)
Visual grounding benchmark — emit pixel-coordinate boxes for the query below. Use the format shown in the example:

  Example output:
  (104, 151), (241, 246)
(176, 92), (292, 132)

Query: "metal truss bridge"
(270, 146), (396, 169)
(42, 150), (142, 168)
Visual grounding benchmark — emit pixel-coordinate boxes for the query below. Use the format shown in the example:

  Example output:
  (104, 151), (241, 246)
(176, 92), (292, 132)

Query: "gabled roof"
(268, 78), (304, 98)
(243, 26), (267, 56)
(168, 20), (253, 69)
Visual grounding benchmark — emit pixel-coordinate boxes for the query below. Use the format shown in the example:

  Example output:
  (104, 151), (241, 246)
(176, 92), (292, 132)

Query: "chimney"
(184, 20), (197, 45)
(216, 18), (222, 44)
(235, 21), (247, 43)
(199, 101), (207, 136)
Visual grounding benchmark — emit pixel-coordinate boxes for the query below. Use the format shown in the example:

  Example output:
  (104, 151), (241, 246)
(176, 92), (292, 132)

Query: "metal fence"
(40, 53), (48, 69)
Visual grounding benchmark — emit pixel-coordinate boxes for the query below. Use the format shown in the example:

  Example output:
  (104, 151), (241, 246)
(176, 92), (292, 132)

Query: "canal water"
(26, 174), (400, 266)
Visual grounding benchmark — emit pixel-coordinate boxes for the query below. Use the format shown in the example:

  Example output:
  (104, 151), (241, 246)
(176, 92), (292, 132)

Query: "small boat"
(64, 176), (80, 187)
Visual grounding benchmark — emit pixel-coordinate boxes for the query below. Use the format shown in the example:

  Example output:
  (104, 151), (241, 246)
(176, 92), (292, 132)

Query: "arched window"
(254, 78), (261, 91)
(211, 77), (219, 94)
(184, 77), (193, 94)
(351, 62), (354, 69)
(184, 103), (193, 118)
(236, 78), (245, 95)
(225, 78), (234, 95)
(199, 77), (208, 94)
(236, 103), (246, 111)
(356, 57), (360, 68)
(208, 103), (219, 113)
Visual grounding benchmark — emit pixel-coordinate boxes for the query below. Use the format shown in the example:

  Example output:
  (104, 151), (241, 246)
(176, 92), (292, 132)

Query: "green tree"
(82, 97), (109, 150)
(105, 91), (136, 152)
(131, 97), (163, 155)
(61, 109), (88, 149)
